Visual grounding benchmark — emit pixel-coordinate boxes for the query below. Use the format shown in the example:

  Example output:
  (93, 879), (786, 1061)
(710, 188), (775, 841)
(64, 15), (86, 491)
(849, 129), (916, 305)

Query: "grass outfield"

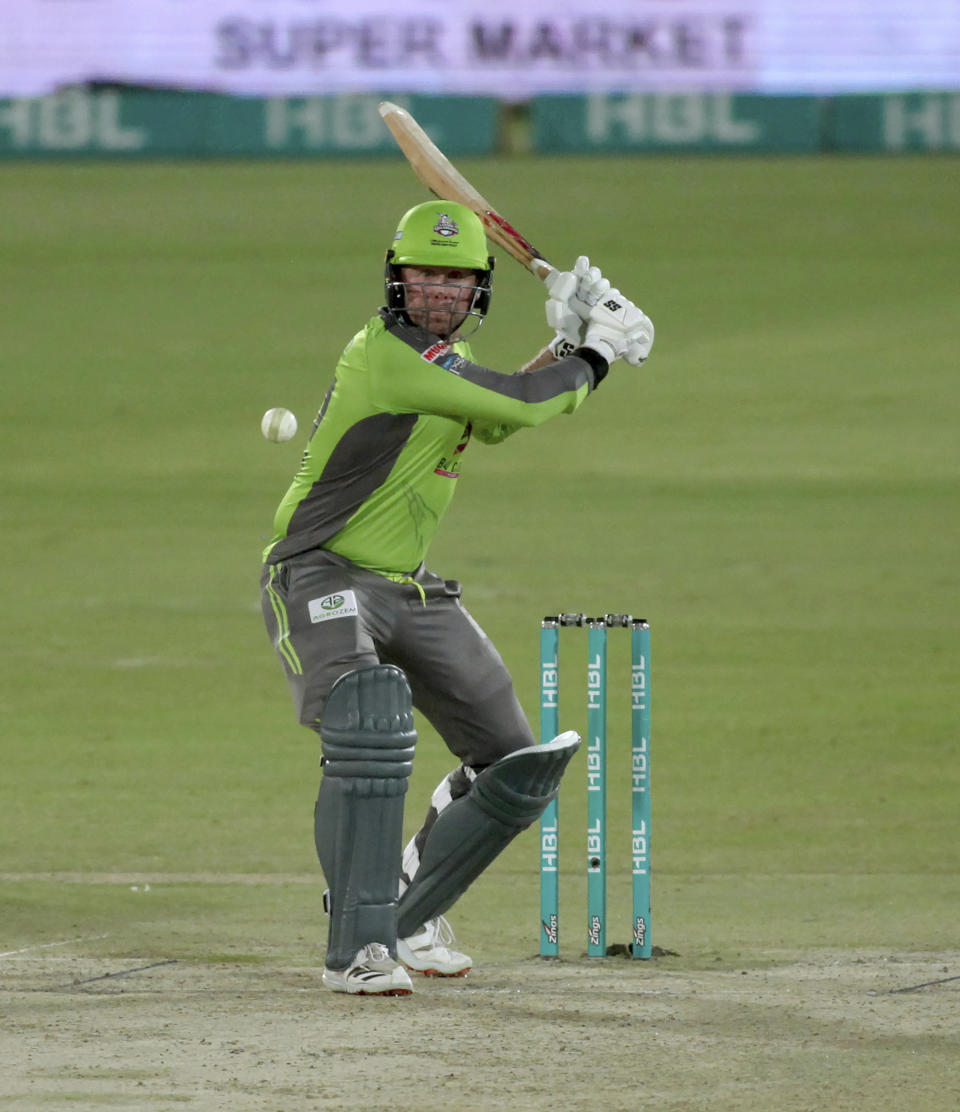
(2, 155), (959, 1107)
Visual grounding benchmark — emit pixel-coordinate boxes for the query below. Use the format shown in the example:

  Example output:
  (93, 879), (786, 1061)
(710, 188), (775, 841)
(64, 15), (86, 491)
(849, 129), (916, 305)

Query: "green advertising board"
(532, 93), (823, 154)
(0, 90), (498, 159)
(827, 93), (960, 152)
(3, 88), (958, 159)
(0, 89), (205, 157)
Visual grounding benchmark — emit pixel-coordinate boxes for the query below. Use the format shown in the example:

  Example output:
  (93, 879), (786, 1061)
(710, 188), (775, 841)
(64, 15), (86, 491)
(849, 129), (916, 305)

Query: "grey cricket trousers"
(260, 550), (535, 769)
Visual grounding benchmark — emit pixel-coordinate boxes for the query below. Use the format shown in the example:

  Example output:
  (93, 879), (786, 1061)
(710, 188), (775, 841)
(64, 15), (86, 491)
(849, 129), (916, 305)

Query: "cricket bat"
(378, 100), (555, 285)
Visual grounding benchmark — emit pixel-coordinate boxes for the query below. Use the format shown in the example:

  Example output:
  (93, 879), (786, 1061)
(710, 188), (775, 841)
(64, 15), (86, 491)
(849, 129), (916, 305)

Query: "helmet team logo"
(433, 213), (460, 238)
(308, 590), (359, 625)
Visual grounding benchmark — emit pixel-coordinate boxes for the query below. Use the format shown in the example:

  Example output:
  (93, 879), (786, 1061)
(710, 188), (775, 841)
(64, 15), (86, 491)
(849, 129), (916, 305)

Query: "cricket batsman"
(260, 201), (654, 995)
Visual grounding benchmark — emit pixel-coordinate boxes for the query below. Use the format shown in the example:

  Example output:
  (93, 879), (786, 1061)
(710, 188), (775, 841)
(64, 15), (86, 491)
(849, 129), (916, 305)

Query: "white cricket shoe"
(397, 915), (472, 977)
(322, 943), (413, 996)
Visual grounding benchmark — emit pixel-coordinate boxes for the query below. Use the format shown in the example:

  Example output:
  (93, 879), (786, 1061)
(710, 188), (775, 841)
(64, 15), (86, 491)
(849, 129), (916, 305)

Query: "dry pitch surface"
(3, 942), (958, 1111)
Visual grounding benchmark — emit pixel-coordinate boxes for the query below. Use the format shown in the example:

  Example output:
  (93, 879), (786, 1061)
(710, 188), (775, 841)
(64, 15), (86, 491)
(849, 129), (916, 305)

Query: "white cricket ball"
(261, 407), (298, 443)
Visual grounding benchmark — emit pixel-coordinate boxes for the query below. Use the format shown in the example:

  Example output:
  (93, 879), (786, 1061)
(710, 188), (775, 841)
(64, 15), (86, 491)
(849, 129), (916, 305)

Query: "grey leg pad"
(314, 665), (416, 970)
(396, 731), (580, 939)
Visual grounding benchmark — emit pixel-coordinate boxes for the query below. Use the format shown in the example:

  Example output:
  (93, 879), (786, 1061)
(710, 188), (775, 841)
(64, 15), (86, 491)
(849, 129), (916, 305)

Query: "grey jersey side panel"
(449, 354), (594, 402)
(381, 309), (595, 401)
(268, 411), (418, 563)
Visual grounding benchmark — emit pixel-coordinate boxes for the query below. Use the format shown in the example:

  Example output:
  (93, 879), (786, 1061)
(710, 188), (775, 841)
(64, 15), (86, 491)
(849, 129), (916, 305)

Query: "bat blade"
(378, 101), (554, 283)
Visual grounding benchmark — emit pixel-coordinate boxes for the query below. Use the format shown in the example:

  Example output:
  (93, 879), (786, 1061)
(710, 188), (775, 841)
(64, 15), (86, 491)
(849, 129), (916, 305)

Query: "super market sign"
(2, 1), (958, 98)
(1, 1), (759, 97)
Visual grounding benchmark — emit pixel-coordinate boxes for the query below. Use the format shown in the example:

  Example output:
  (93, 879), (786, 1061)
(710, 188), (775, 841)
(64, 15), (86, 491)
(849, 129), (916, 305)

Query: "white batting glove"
(582, 289), (655, 366)
(544, 256), (611, 357)
(544, 270), (582, 357)
(623, 307), (655, 365)
(571, 256), (611, 314)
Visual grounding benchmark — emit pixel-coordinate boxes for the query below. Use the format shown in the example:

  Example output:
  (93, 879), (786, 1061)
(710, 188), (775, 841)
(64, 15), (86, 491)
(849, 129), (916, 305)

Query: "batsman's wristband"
(573, 345), (610, 386)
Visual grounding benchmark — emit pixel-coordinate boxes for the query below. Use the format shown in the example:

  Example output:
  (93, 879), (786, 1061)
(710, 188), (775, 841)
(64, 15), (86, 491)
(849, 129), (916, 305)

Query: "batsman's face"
(400, 265), (480, 337)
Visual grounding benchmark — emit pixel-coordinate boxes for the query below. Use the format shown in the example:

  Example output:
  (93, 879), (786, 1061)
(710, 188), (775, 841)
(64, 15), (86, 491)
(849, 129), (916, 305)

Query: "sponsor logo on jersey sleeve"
(422, 341), (451, 363)
(421, 342), (466, 374)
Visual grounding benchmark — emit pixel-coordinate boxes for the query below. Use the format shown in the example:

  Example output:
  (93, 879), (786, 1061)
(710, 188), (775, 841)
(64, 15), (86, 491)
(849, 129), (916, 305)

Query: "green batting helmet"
(388, 202), (492, 271)
(384, 201), (495, 327)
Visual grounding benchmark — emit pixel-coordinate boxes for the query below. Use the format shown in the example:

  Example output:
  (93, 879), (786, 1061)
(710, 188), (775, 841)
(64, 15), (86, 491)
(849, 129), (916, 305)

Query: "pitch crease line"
(0, 934), (109, 958)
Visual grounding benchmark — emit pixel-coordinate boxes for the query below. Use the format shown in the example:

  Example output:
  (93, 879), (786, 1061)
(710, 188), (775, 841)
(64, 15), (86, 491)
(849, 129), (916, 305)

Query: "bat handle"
(530, 258), (555, 283)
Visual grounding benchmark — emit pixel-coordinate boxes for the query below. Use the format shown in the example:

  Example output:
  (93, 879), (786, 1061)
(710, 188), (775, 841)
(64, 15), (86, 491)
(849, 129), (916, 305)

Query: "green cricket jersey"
(263, 308), (597, 577)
